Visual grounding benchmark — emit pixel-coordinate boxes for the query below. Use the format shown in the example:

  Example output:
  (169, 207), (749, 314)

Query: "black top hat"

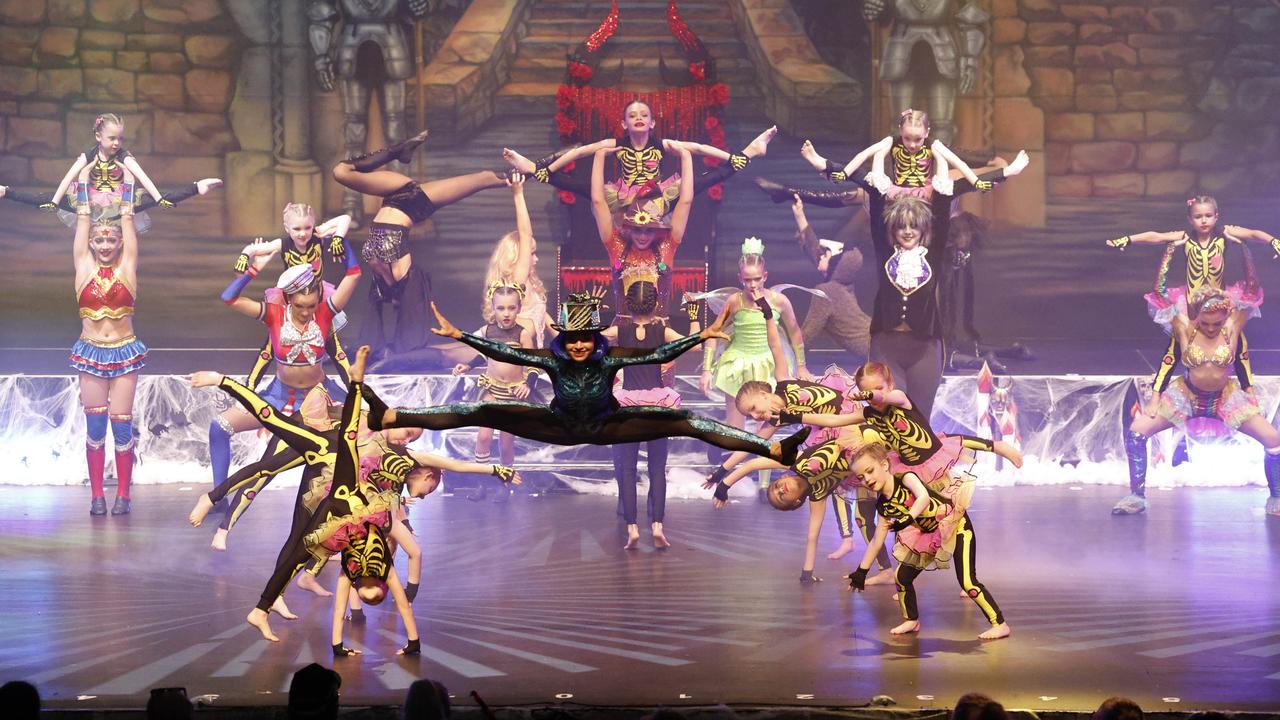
(551, 291), (610, 333)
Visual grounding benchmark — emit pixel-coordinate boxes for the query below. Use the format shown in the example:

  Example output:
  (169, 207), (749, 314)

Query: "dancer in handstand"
(366, 293), (811, 465)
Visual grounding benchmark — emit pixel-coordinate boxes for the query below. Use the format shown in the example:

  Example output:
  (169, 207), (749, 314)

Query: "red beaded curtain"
(555, 0), (731, 205)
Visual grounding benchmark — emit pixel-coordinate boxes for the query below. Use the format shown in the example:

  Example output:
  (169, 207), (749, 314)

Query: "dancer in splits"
(366, 293), (811, 465)
(847, 442), (1011, 641)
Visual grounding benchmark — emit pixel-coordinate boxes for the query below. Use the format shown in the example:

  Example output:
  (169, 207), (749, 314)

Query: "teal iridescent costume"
(370, 328), (809, 463)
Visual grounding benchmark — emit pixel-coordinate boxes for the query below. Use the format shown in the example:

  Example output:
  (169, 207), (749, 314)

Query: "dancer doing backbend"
(189, 366), (518, 614)
(365, 294), (812, 465)
(65, 172), (146, 516)
(706, 393), (896, 585)
(199, 347), (517, 647)
(210, 242), (360, 549)
(847, 442), (1011, 640)
(1121, 281), (1280, 516)
(504, 99), (775, 214)
(600, 279), (697, 549)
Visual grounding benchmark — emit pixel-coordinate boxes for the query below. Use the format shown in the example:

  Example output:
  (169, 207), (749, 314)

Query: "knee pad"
(110, 413), (136, 451)
(85, 406), (108, 447)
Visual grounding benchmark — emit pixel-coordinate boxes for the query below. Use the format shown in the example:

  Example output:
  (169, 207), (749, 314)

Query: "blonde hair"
(282, 202), (315, 225)
(854, 361), (894, 388)
(483, 231), (546, 324)
(1187, 286), (1232, 320)
(734, 380), (773, 413)
(852, 441), (892, 466)
(883, 196), (933, 248)
(93, 113), (124, 133)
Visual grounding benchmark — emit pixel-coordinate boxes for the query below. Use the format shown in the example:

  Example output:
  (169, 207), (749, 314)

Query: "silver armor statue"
(863, 0), (988, 144)
(309, 0), (429, 224)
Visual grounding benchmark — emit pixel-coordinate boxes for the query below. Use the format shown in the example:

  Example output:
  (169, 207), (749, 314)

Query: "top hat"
(551, 291), (610, 333)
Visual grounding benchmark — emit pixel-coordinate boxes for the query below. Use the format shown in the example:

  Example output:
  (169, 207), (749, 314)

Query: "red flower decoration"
(708, 184), (723, 201)
(558, 190), (577, 205)
(569, 62), (594, 81)
(710, 83), (729, 106)
(556, 86), (576, 108)
(704, 115), (720, 130)
(689, 61), (706, 82)
(555, 113), (578, 138)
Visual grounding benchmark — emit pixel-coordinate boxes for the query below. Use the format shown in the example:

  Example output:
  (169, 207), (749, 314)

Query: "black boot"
(775, 427), (812, 466)
(1113, 430), (1149, 515)
(754, 177), (859, 208)
(349, 129), (430, 173)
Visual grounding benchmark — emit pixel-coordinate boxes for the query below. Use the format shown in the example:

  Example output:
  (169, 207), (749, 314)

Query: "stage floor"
(2, 484), (1278, 713)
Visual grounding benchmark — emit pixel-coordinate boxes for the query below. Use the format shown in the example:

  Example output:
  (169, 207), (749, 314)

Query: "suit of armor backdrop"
(309, 0), (429, 223)
(863, 0), (987, 144)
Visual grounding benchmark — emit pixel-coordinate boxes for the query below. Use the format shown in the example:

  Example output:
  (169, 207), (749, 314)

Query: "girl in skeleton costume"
(503, 99), (774, 214)
(451, 282), (537, 502)
(851, 361), (1022, 486)
(194, 348), (442, 646)
(188, 363), (519, 623)
(2, 114), (221, 230)
(588, 142), (697, 320)
(1106, 195), (1276, 394)
(365, 295), (813, 466)
(600, 279), (697, 549)
(706, 375), (895, 582)
(1118, 278), (1280, 517)
(696, 239), (816, 498)
(66, 171), (146, 516)
(209, 243), (360, 550)
(847, 442), (1010, 640)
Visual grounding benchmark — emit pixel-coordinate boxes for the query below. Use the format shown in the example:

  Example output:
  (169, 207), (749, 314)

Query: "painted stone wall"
(0, 0), (241, 230)
(993, 0), (1280, 199)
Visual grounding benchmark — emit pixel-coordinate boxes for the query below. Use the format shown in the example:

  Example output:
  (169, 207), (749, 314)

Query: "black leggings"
(393, 401), (777, 457)
(894, 514), (1003, 626)
(612, 439), (669, 524)
(869, 331), (943, 422)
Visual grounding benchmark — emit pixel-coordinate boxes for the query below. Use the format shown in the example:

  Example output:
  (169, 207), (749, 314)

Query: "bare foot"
(247, 609), (280, 642)
(271, 596), (298, 620)
(890, 620), (921, 635)
(743, 125), (777, 159)
(296, 572), (333, 598)
(1005, 150), (1030, 177)
(624, 525), (641, 550)
(210, 528), (228, 551)
(503, 148), (536, 174)
(652, 522), (671, 549)
(196, 178), (223, 194)
(826, 537), (855, 560)
(800, 140), (827, 172)
(979, 622), (1011, 640)
(866, 568), (896, 586)
(189, 493), (214, 527)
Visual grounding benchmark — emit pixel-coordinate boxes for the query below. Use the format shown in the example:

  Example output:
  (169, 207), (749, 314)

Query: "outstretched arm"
(801, 497), (827, 575)
(1107, 230), (1185, 249)
(666, 143), (695, 260)
(510, 175), (534, 285)
(432, 302), (555, 371)
(121, 155), (165, 204)
(328, 237), (363, 311)
(51, 153), (89, 205)
(590, 148), (615, 252)
(842, 136), (894, 178)
(220, 239), (279, 318)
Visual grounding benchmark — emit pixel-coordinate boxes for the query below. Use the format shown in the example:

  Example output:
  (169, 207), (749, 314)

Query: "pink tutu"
(1146, 283), (1263, 334)
(317, 510), (390, 554)
(615, 387), (681, 408)
(893, 473), (976, 570)
(1157, 376), (1261, 431)
(891, 433), (968, 486)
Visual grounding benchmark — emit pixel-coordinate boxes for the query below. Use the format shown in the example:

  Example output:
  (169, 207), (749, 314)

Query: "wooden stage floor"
(1, 484), (1278, 713)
